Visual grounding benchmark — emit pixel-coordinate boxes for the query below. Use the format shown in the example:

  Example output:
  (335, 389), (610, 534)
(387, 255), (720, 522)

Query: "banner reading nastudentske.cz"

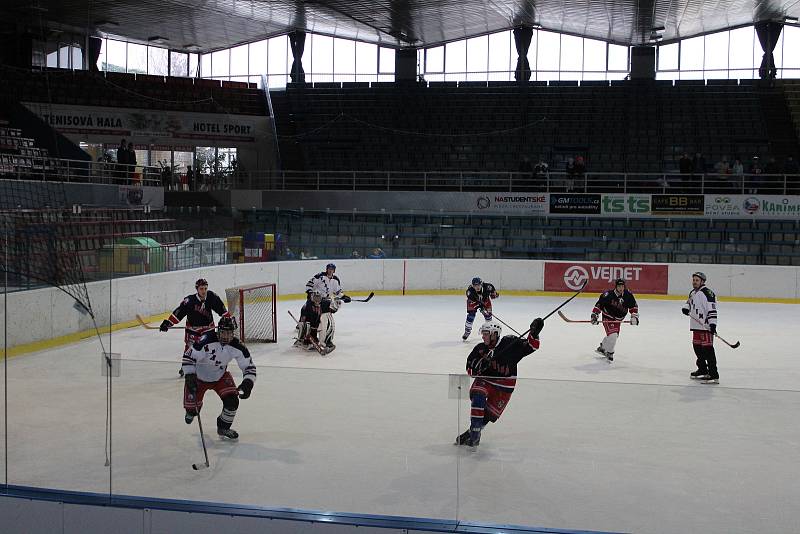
(544, 262), (669, 294)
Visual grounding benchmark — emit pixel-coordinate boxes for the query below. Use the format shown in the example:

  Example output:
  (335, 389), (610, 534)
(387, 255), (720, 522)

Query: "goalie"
(294, 290), (339, 354)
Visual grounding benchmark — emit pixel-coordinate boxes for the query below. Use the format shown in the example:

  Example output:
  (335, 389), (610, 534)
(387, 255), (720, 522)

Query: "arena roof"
(6, 0), (800, 51)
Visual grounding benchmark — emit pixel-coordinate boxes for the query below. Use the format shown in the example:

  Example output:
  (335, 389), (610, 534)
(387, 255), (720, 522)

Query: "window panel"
(536, 31), (560, 71)
(268, 35), (288, 74)
(355, 41), (377, 74)
(680, 36), (703, 71)
(445, 39), (466, 75)
(105, 39), (126, 72)
(679, 69), (704, 80)
(47, 51), (57, 68)
(71, 46), (83, 69)
(335, 38), (356, 75)
(466, 35), (488, 74)
(526, 30), (538, 72)
(425, 46), (444, 73)
(608, 44), (629, 71)
(729, 68), (755, 80)
(211, 49), (229, 77)
(189, 53), (199, 77)
(487, 70), (511, 81)
(658, 43), (679, 71)
(581, 71), (607, 81)
(560, 34), (582, 71)
(147, 46), (168, 75)
(378, 47), (394, 73)
(267, 74), (287, 89)
(200, 53), (211, 77)
(127, 43), (147, 73)
(656, 70), (679, 81)
(773, 32), (784, 70)
(170, 51), (188, 77)
(704, 31), (728, 71)
(97, 39), (107, 71)
(230, 44), (248, 76)
(249, 40), (268, 74)
(311, 34), (334, 77)
(784, 26), (800, 69)
(728, 26), (755, 69)
(489, 30), (512, 75)
(536, 70), (560, 82)
(583, 39), (606, 71)
(59, 46), (70, 69)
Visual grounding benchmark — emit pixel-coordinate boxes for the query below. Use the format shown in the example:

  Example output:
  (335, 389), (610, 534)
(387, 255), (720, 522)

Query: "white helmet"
(479, 321), (502, 338)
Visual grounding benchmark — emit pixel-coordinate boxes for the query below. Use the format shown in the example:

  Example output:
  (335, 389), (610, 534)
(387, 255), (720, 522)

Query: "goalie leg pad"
(319, 312), (335, 346)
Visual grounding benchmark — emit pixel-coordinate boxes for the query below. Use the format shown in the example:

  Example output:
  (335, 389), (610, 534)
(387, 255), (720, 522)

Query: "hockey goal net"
(225, 283), (277, 343)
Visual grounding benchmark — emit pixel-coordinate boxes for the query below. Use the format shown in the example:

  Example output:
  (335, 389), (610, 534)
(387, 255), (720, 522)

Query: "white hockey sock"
(601, 333), (619, 353)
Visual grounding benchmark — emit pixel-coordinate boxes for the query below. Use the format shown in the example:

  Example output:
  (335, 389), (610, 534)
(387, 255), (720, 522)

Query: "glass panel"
(581, 71), (607, 80)
(425, 46), (444, 73)
(335, 38), (356, 77)
(127, 43), (147, 74)
(148, 46), (168, 75)
(784, 26), (800, 69)
(679, 69), (704, 80)
(560, 34), (583, 71)
(72, 46), (83, 69)
(267, 74), (287, 89)
(781, 69), (800, 79)
(680, 36), (704, 71)
(189, 53), (199, 77)
(704, 31), (729, 71)
(658, 43), (679, 71)
(106, 39), (127, 72)
(728, 26), (756, 69)
(583, 39), (606, 71)
(230, 44), (248, 76)
(608, 44), (629, 71)
(489, 30), (512, 76)
(704, 69), (729, 79)
(212, 49), (230, 77)
(268, 35), (289, 74)
(773, 32), (784, 70)
(170, 51), (188, 77)
(59, 46), (70, 69)
(97, 39), (107, 71)
(47, 50), (57, 68)
(378, 47), (394, 73)
(466, 35), (488, 74)
(445, 39), (466, 76)
(249, 39), (268, 75)
(355, 41), (377, 75)
(656, 70), (680, 81)
(729, 68), (755, 80)
(200, 54), (211, 77)
(311, 34), (334, 77)
(537, 31), (560, 71)
(536, 70), (560, 82)
(249, 75), (262, 88)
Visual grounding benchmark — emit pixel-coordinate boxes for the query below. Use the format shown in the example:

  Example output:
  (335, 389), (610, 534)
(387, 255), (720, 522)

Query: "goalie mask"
(310, 290), (324, 304)
(217, 316), (236, 344)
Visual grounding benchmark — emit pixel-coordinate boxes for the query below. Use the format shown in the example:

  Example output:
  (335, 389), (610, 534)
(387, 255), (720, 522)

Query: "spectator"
(533, 157), (549, 191)
(127, 142), (137, 184)
(564, 157), (576, 192)
(574, 155), (586, 192)
(186, 165), (195, 192)
(693, 152), (707, 174)
(284, 247), (296, 260)
(732, 158), (744, 192)
(116, 138), (128, 182)
(747, 156), (762, 194)
(351, 250), (361, 259)
(517, 156), (533, 187)
(678, 153), (694, 174)
(368, 247), (386, 259)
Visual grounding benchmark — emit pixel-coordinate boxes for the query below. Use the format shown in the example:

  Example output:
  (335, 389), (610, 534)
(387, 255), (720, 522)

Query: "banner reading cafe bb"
(544, 262), (669, 294)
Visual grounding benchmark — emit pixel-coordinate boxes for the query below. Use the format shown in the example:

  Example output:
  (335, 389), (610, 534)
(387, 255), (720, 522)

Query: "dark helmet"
(471, 277), (482, 286)
(692, 271), (707, 282)
(614, 278), (626, 287)
(218, 316), (236, 331)
(195, 278), (208, 288)
(326, 263), (336, 271)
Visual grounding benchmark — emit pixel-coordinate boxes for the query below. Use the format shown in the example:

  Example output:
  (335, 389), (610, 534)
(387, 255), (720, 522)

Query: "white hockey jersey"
(305, 272), (343, 299)
(182, 332), (257, 383)
(682, 285), (718, 331)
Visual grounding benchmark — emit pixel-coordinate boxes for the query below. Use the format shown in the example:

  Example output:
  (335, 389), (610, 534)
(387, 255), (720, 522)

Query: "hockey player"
(182, 316), (256, 440)
(682, 272), (719, 384)
(305, 263), (350, 302)
(591, 278), (639, 362)
(161, 278), (232, 376)
(295, 289), (339, 354)
(455, 317), (544, 448)
(462, 277), (499, 341)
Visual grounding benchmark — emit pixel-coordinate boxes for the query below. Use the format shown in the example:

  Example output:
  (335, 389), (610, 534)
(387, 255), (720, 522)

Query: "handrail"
(0, 155), (163, 186)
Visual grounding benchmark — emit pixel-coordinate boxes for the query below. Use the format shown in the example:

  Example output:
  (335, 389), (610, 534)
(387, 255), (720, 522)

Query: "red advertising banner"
(544, 262), (669, 294)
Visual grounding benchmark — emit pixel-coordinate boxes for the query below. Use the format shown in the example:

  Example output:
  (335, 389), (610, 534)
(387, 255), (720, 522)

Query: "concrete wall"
(2, 259), (798, 349)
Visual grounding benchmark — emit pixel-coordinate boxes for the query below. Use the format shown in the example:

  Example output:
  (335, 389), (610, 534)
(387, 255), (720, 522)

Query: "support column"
(755, 21), (783, 80)
(395, 48), (416, 81)
(289, 31), (306, 83)
(513, 27), (533, 81)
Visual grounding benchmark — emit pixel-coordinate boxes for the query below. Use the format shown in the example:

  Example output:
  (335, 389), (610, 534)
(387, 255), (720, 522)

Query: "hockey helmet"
(479, 321), (502, 343)
(195, 278), (209, 288)
(217, 316), (236, 343)
(692, 271), (707, 282)
(471, 277), (482, 286)
(326, 263), (336, 272)
(310, 289), (324, 304)
(614, 278), (626, 287)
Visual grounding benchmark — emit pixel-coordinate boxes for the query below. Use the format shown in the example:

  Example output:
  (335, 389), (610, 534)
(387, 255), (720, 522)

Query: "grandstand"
(2, 1), (800, 533)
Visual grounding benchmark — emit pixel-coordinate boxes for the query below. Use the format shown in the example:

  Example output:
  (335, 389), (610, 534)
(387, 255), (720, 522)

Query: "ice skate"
(690, 370), (709, 379)
(605, 352), (614, 362)
(702, 376), (719, 384)
(462, 331), (470, 341)
(184, 411), (195, 424)
(595, 346), (606, 357)
(217, 427), (239, 440)
(455, 429), (471, 445)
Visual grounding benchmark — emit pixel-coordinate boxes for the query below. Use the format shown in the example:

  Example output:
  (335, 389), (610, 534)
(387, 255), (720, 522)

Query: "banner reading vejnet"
(544, 262), (669, 294)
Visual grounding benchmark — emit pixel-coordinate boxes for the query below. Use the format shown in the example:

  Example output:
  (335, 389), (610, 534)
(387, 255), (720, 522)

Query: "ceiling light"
(148, 36), (169, 43)
(651, 25), (666, 32)
(183, 44), (201, 51)
(785, 16), (799, 23)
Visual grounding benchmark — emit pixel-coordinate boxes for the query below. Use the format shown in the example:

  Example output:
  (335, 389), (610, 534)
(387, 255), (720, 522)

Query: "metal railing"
(224, 170), (800, 195)
(0, 156), (163, 186)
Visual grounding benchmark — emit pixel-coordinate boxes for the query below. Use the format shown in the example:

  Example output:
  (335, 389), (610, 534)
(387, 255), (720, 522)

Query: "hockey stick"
(135, 314), (160, 330)
(488, 312), (521, 335)
(191, 399), (210, 470)
(287, 310), (328, 355)
(348, 292), (374, 303)
(557, 311), (632, 324)
(688, 313), (740, 349)
(542, 280), (589, 321)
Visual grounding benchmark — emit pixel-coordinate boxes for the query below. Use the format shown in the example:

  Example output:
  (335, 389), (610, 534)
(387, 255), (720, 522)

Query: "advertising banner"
(651, 194), (704, 215)
(601, 194), (651, 216)
(544, 261), (669, 294)
(473, 193), (547, 213)
(549, 194), (602, 214)
(22, 102), (271, 146)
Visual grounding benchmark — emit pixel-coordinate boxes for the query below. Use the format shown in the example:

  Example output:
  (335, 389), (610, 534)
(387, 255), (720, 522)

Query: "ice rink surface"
(4, 294), (800, 534)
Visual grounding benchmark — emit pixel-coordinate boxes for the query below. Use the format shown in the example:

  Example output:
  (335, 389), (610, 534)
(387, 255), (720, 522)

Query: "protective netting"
(225, 283), (276, 342)
(0, 179), (93, 316)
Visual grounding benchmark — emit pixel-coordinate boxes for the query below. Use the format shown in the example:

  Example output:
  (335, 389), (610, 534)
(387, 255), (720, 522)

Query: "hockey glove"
(590, 313), (599, 325)
(237, 378), (254, 399)
(709, 324), (717, 335)
(681, 308), (690, 316)
(530, 317), (544, 338)
(159, 319), (171, 332)
(341, 295), (352, 303)
(185, 373), (198, 394)
(630, 313), (639, 326)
